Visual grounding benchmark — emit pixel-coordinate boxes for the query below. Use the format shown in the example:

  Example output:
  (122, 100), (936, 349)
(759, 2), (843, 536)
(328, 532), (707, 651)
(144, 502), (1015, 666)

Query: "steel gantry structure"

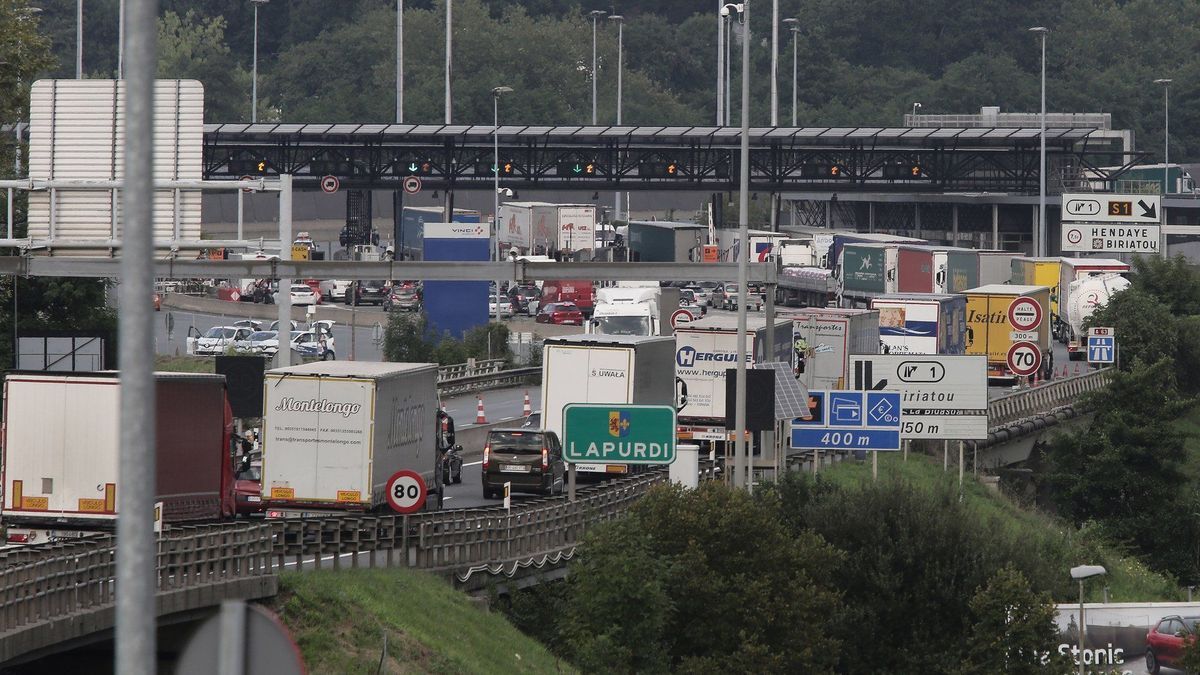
(202, 123), (1142, 194)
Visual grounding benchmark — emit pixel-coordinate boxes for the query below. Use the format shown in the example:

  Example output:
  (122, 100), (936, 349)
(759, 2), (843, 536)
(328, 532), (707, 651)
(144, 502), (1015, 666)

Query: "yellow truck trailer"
(1009, 257), (1063, 337)
(963, 284), (1053, 383)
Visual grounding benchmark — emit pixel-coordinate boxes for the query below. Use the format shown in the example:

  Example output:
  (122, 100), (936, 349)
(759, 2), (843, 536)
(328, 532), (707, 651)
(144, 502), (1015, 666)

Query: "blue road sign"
(1087, 336), (1115, 364)
(791, 428), (901, 451)
(828, 391), (863, 426)
(792, 392), (826, 426)
(865, 392), (901, 429)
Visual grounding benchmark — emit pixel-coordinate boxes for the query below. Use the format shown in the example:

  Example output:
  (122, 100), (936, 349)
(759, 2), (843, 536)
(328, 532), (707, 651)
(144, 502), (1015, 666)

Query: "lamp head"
(608, 14), (624, 23)
(1028, 26), (1049, 35)
(588, 9), (606, 19)
(1070, 565), (1107, 580)
(491, 85), (514, 98)
(782, 17), (799, 27)
(250, 0), (270, 6)
(1155, 78), (1173, 85)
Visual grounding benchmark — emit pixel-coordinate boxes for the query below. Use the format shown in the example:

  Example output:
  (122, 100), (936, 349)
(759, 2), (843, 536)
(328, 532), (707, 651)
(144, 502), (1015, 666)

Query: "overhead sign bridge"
(201, 123), (1137, 193)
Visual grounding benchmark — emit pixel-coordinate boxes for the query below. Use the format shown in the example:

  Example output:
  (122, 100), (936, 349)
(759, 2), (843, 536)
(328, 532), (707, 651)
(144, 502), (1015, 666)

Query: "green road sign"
(563, 404), (677, 465)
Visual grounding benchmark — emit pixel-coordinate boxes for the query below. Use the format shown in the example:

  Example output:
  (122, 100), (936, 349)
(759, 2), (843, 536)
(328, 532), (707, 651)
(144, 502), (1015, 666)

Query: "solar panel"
(755, 361), (811, 421)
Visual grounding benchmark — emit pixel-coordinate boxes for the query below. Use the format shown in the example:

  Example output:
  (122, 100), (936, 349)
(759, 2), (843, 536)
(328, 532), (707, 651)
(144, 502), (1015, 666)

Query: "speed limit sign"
(1006, 341), (1042, 377)
(385, 469), (427, 513)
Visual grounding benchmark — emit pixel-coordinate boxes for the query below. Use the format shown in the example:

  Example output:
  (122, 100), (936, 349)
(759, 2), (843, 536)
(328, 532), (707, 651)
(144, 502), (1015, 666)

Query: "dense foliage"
(23, 0), (1200, 160)
(383, 311), (512, 365)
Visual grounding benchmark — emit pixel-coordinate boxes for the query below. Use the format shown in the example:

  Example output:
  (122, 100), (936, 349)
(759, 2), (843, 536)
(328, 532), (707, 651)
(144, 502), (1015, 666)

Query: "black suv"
(482, 428), (566, 498)
(345, 280), (389, 306)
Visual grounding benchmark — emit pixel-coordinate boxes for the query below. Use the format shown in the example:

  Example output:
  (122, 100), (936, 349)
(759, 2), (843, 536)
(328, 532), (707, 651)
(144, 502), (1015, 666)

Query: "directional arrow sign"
(407, 162), (419, 173)
(1061, 193), (1161, 224)
(573, 164), (582, 174)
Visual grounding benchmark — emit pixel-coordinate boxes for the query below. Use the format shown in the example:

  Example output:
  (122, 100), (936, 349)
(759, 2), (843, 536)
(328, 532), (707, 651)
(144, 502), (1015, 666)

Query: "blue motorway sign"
(791, 428), (901, 451)
(1087, 336), (1115, 364)
(790, 390), (901, 451)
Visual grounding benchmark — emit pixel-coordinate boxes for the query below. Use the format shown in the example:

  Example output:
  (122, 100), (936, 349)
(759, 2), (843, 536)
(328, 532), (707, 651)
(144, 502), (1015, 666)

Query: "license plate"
(501, 464), (530, 473)
(573, 463), (606, 472)
(247, 496), (261, 503)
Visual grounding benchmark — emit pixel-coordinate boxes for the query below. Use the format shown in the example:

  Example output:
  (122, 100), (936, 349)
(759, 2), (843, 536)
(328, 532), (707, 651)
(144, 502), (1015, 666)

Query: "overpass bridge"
(0, 369), (1112, 667)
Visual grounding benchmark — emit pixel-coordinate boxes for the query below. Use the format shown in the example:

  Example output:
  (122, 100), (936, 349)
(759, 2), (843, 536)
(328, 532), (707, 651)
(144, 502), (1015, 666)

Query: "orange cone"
(1032, 370), (1040, 387)
(475, 396), (487, 424)
(522, 391), (532, 416)
(1074, 363), (1082, 376)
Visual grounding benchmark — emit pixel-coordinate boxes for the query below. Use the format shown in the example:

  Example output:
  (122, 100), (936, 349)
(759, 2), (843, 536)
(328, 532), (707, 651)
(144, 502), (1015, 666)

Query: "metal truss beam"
(0, 259), (777, 284)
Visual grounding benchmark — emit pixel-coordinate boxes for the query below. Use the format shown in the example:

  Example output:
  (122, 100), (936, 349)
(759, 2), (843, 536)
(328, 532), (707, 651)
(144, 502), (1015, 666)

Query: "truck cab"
(588, 286), (679, 336)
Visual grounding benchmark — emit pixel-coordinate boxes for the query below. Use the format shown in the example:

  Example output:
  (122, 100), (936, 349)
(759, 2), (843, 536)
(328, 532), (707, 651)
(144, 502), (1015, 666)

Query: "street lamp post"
(735, 0), (750, 490)
(1156, 78), (1171, 258)
(251, 0), (270, 123)
(1030, 26), (1049, 257)
(445, 0), (453, 123)
(911, 101), (922, 123)
(492, 86), (513, 323)
(1071, 565), (1107, 675)
(76, 0), (83, 78)
(770, 0), (778, 126)
(716, 3), (723, 125)
(611, 14), (625, 221)
(588, 10), (606, 125)
(396, 0), (403, 123)
(720, 4), (743, 127)
(782, 18), (798, 127)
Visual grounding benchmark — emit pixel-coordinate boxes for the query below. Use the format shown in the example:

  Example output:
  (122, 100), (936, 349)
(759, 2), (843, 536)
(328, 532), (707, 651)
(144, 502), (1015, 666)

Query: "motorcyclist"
(436, 409), (459, 486)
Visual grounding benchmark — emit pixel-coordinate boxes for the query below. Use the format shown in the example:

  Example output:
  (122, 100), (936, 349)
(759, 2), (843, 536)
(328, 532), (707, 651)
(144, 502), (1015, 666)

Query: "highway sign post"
(1006, 341), (1042, 378)
(847, 355), (989, 440)
(1087, 326), (1116, 365)
(790, 390), (901, 451)
(385, 470), (427, 514)
(563, 404), (677, 464)
(1061, 193), (1161, 223)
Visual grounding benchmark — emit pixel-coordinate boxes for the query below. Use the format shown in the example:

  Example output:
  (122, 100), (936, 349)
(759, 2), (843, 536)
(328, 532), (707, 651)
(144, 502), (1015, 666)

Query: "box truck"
(541, 335), (675, 477)
(963, 284), (1053, 382)
(262, 361), (441, 516)
(872, 294), (968, 355)
(784, 308), (880, 391)
(2, 372), (236, 543)
(590, 285), (681, 336)
(627, 221), (706, 262)
(674, 316), (793, 444)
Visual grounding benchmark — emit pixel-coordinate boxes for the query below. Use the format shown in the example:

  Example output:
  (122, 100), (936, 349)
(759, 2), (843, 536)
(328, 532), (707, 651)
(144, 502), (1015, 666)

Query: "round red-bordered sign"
(670, 308), (694, 329)
(320, 175), (340, 194)
(402, 176), (422, 194)
(239, 174), (256, 193)
(385, 470), (427, 514)
(1006, 341), (1042, 377)
(1008, 296), (1042, 332)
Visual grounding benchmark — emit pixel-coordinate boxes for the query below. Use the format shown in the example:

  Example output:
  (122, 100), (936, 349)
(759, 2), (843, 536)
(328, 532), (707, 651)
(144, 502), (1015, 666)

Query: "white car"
(319, 279), (353, 301)
(237, 330), (280, 355)
(232, 319), (263, 331)
(291, 330), (335, 360)
(269, 320), (299, 332)
(273, 283), (319, 306)
(189, 326), (253, 356)
(488, 298), (515, 318)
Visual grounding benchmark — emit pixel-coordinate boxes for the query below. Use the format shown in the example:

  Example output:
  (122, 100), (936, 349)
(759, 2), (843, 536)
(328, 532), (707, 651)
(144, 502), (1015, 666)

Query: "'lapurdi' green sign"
(563, 404), (677, 465)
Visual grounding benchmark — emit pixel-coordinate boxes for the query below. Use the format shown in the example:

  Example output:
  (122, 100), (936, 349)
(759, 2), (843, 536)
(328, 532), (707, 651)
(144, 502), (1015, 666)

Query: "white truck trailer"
(541, 334), (675, 478)
(785, 308), (881, 391)
(262, 361), (441, 516)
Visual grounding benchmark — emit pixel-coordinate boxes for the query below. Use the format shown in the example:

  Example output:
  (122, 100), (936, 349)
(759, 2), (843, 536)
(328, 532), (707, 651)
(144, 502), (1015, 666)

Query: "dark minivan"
(482, 428), (566, 498)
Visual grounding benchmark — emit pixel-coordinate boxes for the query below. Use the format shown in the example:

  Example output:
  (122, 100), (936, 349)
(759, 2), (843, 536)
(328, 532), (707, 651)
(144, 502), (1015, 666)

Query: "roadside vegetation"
(383, 313), (514, 366)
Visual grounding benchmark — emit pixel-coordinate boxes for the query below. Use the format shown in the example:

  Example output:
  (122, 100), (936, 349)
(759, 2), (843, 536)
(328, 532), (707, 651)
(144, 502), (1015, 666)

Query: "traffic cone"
(1060, 365), (1068, 378)
(475, 396), (487, 424)
(1074, 363), (1082, 376)
(522, 391), (532, 417)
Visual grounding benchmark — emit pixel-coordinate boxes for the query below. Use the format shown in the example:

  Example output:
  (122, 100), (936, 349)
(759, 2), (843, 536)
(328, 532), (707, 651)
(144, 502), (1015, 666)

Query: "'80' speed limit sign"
(385, 470), (427, 513)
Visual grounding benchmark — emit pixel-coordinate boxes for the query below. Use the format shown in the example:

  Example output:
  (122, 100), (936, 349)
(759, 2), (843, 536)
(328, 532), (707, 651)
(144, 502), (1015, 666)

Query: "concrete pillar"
(868, 202), (875, 234)
(914, 203), (922, 239)
(824, 200), (831, 228)
(992, 204), (999, 249)
(951, 204), (959, 246)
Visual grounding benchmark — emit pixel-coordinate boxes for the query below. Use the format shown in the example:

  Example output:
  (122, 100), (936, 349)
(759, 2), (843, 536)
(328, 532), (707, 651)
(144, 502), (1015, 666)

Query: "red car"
(536, 302), (584, 325)
(1145, 614), (1199, 673)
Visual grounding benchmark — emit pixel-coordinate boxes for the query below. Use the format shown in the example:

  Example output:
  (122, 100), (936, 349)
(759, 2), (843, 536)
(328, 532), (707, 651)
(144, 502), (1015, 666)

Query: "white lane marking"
(464, 461), (482, 467)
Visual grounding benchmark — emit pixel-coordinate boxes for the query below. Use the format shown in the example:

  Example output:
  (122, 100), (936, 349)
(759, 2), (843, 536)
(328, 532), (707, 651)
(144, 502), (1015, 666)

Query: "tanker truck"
(1064, 273), (1130, 361)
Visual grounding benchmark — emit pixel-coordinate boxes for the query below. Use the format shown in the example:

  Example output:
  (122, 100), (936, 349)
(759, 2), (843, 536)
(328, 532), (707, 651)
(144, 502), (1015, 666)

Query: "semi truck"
(785, 307), (880, 390)
(1, 372), (236, 543)
(626, 221), (706, 262)
(963, 284), (1053, 383)
(892, 245), (979, 294)
(540, 335), (676, 478)
(872, 294), (968, 355)
(262, 361), (441, 517)
(589, 285), (681, 336)
(1010, 257), (1064, 337)
(497, 202), (559, 255)
(674, 316), (793, 448)
(1061, 265), (1130, 360)
(978, 250), (1023, 285)
(836, 242), (895, 307)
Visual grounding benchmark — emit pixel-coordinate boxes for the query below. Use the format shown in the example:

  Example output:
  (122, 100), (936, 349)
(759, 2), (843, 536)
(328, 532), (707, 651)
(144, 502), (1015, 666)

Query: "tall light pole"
(588, 10), (606, 125)
(1030, 26), (1049, 257)
(251, 0), (269, 123)
(783, 17), (798, 126)
(716, 3), (723, 125)
(911, 101), (922, 123)
(734, 0), (750, 490)
(1156, 77), (1171, 258)
(493, 86), (513, 322)
(1071, 565), (1107, 675)
(117, 0), (126, 78)
(720, 4), (743, 126)
(445, 0), (453, 123)
(76, 0), (83, 78)
(770, 0), (778, 126)
(396, 0), (403, 123)
(611, 14), (625, 221)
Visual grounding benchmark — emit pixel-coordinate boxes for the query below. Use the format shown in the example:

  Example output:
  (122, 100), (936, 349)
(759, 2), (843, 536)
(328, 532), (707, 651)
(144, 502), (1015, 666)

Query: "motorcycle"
(441, 444), (463, 485)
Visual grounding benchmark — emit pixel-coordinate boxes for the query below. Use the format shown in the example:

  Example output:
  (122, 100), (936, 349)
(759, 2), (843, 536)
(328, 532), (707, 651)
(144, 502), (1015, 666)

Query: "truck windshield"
(593, 316), (650, 336)
(488, 431), (544, 454)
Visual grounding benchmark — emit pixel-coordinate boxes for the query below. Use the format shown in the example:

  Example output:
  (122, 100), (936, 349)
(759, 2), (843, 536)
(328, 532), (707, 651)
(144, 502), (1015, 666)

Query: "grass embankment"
(154, 355), (214, 373)
(816, 451), (1182, 602)
(270, 568), (573, 675)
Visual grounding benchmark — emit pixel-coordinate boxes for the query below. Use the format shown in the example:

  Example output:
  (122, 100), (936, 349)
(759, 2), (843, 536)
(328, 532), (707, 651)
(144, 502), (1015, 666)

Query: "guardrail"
(436, 359), (506, 382)
(987, 368), (1113, 430)
(436, 366), (540, 398)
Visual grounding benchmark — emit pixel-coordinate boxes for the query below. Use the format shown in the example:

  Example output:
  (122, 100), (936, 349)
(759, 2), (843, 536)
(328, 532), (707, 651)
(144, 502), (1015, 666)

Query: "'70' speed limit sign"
(385, 470), (427, 514)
